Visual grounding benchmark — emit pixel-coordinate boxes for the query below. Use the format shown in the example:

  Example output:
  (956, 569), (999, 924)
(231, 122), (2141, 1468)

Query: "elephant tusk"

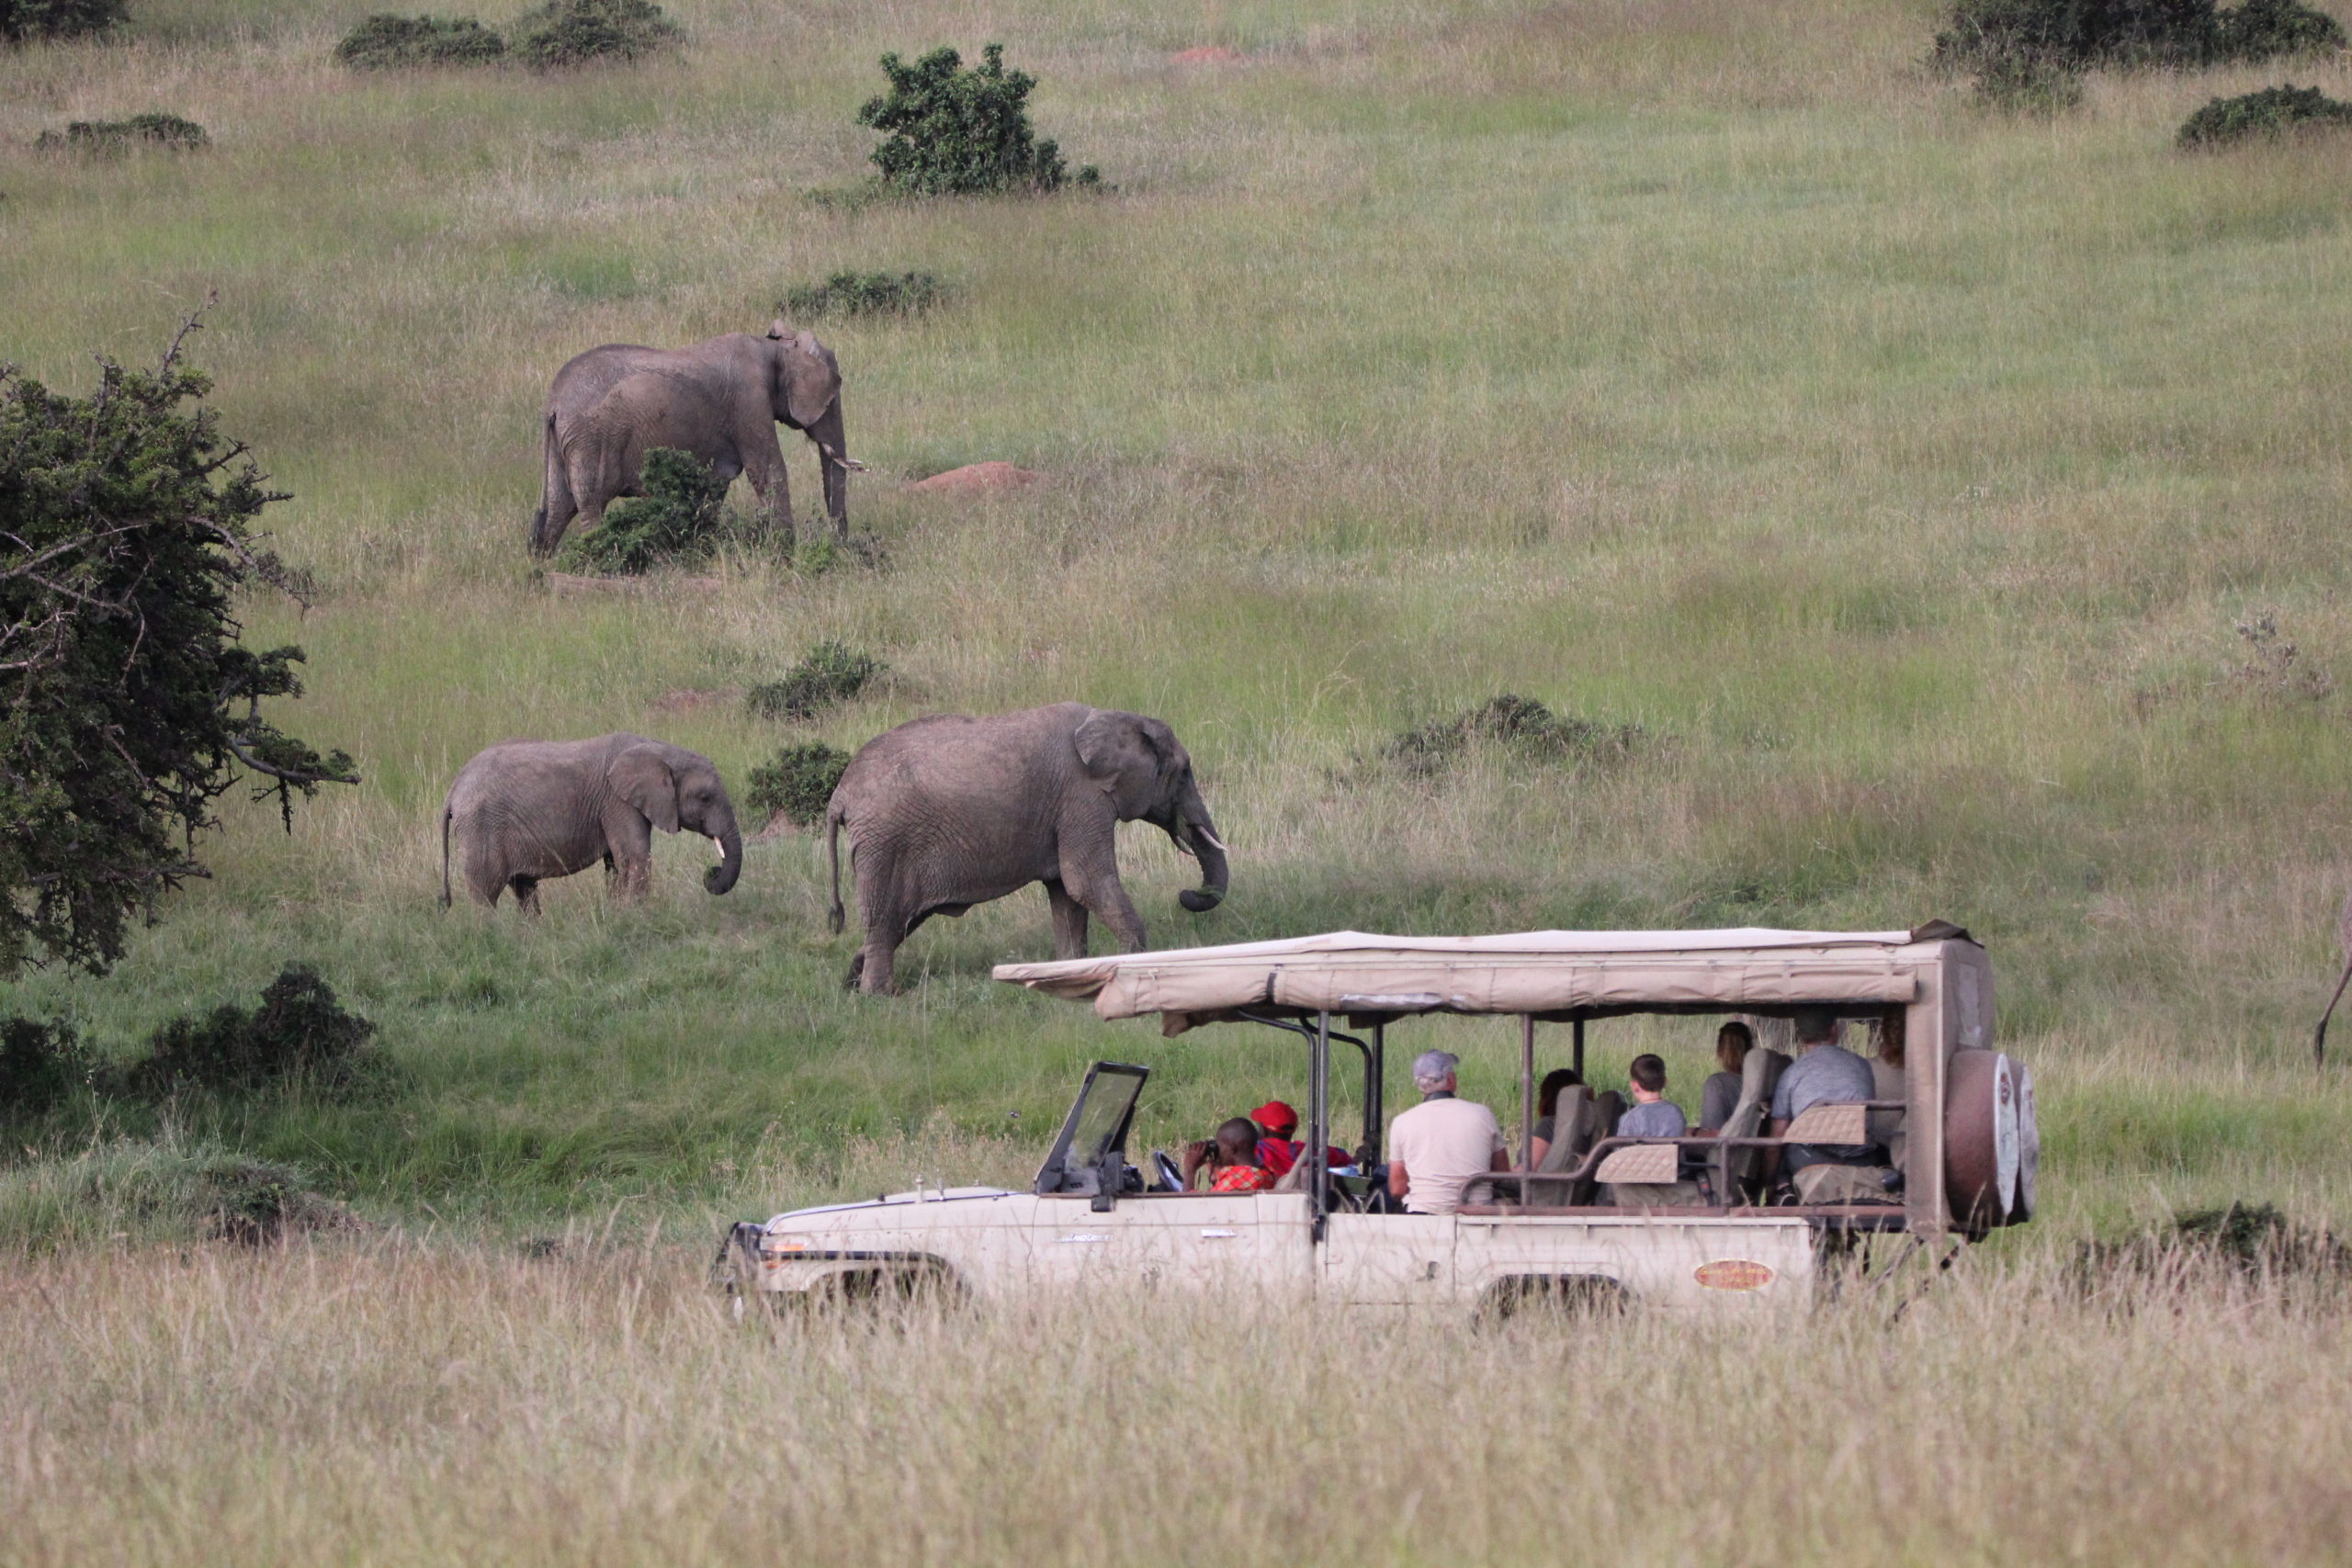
(711, 836), (728, 859)
(1193, 826), (1228, 853)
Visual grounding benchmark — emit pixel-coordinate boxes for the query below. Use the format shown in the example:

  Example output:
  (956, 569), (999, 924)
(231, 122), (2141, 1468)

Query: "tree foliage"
(2179, 82), (2352, 144)
(0, 318), (356, 975)
(856, 44), (1100, 196)
(333, 14), (507, 69)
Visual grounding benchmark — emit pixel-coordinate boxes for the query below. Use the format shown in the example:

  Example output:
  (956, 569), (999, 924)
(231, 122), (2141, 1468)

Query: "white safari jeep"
(721, 925), (2036, 1314)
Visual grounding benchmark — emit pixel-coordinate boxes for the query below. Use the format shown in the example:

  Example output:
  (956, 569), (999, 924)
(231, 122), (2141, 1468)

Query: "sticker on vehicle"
(1693, 1258), (1775, 1292)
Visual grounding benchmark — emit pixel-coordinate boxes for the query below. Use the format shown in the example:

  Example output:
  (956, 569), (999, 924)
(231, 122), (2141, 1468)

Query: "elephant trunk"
(1174, 787), (1229, 915)
(704, 820), (743, 896)
(807, 400), (852, 539)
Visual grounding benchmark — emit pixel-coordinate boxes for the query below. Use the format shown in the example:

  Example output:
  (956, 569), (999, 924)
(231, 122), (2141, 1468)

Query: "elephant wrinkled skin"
(825, 703), (1231, 995)
(442, 734), (743, 913)
(530, 321), (855, 556)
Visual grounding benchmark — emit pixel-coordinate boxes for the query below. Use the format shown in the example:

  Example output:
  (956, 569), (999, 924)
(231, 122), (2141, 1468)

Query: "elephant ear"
(1074, 710), (1172, 820)
(778, 331), (839, 430)
(608, 744), (681, 834)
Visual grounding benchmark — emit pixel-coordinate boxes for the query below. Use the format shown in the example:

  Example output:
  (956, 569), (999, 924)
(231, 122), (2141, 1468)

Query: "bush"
(746, 640), (885, 722)
(2078, 1201), (2352, 1286)
(1933, 0), (2345, 76)
(334, 13), (506, 68)
(1380, 694), (1646, 781)
(2179, 82), (2352, 143)
(33, 113), (209, 153)
(0, 1019), (93, 1120)
(856, 43), (1100, 196)
(0, 1141), (358, 1250)
(555, 446), (729, 575)
(129, 963), (379, 1099)
(509, 0), (678, 67)
(0, 0), (126, 44)
(746, 741), (852, 828)
(783, 271), (946, 320)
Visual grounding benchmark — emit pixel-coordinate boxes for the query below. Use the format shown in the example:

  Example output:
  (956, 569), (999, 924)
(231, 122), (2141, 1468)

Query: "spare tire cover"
(1945, 1050), (2020, 1228)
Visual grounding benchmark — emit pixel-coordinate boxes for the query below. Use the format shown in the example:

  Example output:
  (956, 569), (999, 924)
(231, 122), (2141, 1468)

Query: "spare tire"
(1945, 1049), (2019, 1230)
(2011, 1059), (2039, 1224)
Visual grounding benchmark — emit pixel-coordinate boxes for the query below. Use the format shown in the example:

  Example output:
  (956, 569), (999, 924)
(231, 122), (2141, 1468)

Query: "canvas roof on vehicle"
(992, 924), (1971, 1033)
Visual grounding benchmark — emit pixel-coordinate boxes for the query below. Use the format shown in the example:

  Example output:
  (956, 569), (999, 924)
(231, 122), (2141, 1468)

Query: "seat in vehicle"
(1715, 1044), (1791, 1201)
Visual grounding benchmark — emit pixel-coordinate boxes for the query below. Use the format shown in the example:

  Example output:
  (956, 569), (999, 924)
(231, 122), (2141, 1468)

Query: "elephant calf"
(442, 734), (743, 913)
(826, 703), (1230, 994)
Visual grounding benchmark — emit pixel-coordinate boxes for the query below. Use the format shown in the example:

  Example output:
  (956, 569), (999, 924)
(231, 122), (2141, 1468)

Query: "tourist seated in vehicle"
(1387, 1050), (1510, 1215)
(1617, 1054), (1686, 1139)
(1250, 1099), (1351, 1179)
(1766, 1008), (1887, 1201)
(1180, 1118), (1274, 1192)
(1524, 1068), (1587, 1168)
(1695, 1021), (1753, 1134)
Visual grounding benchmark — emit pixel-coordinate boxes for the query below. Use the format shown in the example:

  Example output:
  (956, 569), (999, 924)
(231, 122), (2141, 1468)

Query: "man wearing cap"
(1385, 1051), (1510, 1215)
(1250, 1100), (1350, 1179)
(1767, 1007), (1883, 1192)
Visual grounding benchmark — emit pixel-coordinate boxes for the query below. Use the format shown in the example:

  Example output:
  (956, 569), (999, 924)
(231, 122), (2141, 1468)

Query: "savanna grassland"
(4, 0), (2352, 1560)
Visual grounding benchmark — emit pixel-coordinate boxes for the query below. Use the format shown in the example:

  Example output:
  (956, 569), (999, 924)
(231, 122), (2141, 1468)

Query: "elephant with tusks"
(442, 734), (743, 913)
(826, 704), (1231, 994)
(530, 321), (861, 557)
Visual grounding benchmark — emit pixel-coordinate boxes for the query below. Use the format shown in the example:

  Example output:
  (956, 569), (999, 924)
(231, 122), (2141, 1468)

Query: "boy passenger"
(1616, 1054), (1687, 1139)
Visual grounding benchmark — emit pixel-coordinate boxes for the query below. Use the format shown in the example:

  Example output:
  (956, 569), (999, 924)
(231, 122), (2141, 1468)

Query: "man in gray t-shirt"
(1769, 1010), (1880, 1172)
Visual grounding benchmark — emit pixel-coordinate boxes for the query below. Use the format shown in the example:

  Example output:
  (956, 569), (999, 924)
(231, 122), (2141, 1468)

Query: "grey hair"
(1411, 1050), (1460, 1091)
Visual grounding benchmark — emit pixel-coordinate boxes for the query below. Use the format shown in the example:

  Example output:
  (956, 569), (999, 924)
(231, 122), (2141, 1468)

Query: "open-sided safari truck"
(721, 925), (2036, 1314)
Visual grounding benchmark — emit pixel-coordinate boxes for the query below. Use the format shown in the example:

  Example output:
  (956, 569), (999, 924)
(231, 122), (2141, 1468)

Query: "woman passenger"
(1524, 1067), (1586, 1168)
(1696, 1021), (1754, 1135)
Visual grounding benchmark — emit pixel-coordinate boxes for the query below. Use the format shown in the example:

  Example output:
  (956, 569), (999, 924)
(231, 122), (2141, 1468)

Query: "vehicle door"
(1030, 1190), (1306, 1291)
(1319, 1211), (1456, 1305)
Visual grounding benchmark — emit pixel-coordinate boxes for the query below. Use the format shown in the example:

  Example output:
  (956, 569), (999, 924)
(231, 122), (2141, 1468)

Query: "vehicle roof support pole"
(1311, 1011), (1331, 1237)
(1520, 1013), (1535, 1177)
(1573, 1016), (1586, 1080)
(1367, 1021), (1385, 1165)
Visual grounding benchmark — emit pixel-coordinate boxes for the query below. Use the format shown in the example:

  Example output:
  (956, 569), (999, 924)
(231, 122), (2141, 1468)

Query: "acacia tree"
(0, 315), (356, 974)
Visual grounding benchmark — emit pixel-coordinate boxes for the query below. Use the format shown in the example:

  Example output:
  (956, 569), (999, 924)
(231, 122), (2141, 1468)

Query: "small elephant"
(441, 734), (742, 913)
(825, 703), (1231, 994)
(530, 321), (858, 557)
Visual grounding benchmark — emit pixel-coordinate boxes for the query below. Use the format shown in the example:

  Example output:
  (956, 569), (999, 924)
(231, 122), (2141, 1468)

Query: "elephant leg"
(1046, 880), (1091, 961)
(857, 930), (898, 995)
(610, 854), (651, 903)
(1066, 867), (1147, 953)
(743, 452), (795, 553)
(460, 833), (506, 908)
(510, 875), (543, 918)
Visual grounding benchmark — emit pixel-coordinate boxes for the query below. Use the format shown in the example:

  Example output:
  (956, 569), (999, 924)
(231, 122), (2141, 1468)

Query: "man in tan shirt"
(1386, 1050), (1510, 1215)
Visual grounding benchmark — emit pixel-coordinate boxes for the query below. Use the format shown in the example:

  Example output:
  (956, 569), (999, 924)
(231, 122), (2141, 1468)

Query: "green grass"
(1, 0), (2350, 1244)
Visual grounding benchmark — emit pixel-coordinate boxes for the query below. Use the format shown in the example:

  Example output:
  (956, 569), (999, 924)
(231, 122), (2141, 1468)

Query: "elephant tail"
(826, 804), (846, 935)
(439, 802), (455, 908)
(533, 410), (570, 556)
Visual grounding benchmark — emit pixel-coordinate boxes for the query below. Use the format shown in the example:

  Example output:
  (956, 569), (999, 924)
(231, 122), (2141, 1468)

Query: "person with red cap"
(1250, 1100), (1350, 1179)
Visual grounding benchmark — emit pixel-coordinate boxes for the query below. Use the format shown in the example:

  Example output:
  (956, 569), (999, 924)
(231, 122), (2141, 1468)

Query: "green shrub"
(509, 0), (678, 68)
(334, 13), (506, 68)
(1933, 0), (2345, 74)
(783, 270), (946, 320)
(1380, 694), (1645, 781)
(2179, 82), (2352, 143)
(0, 1019), (93, 1120)
(2077, 1201), (2352, 1286)
(746, 741), (852, 827)
(746, 640), (884, 721)
(129, 963), (379, 1099)
(0, 0), (126, 44)
(856, 43), (1100, 196)
(555, 446), (729, 575)
(0, 1141), (358, 1250)
(33, 113), (209, 152)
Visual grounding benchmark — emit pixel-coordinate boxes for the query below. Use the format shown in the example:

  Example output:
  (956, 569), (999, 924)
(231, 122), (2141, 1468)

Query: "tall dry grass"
(1, 1235), (2348, 1566)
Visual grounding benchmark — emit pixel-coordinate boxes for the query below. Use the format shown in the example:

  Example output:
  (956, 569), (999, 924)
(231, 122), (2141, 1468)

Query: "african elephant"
(825, 703), (1231, 994)
(529, 321), (858, 556)
(441, 734), (742, 913)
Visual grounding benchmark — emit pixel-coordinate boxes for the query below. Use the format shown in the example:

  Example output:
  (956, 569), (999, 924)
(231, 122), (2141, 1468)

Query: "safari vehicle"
(720, 925), (2036, 1314)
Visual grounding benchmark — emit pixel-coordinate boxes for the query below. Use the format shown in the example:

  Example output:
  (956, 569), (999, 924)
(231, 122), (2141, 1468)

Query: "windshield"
(1035, 1063), (1148, 1193)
